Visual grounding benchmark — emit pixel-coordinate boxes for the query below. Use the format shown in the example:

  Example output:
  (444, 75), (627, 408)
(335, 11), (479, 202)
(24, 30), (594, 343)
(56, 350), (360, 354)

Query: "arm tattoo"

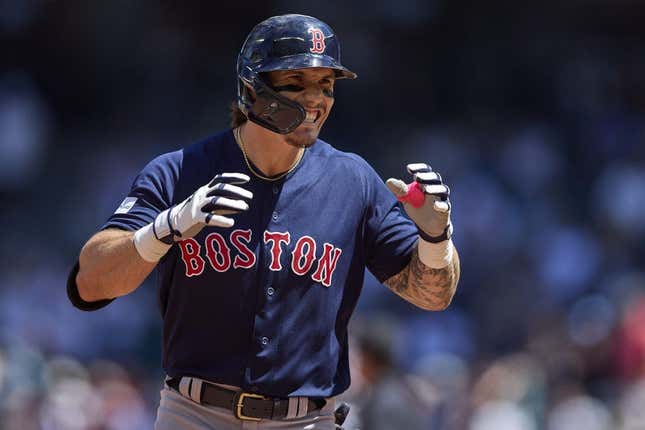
(384, 245), (460, 310)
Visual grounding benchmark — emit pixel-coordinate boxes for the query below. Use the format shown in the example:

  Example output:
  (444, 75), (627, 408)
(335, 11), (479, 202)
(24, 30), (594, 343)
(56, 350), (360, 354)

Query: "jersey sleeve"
(361, 162), (418, 283)
(102, 152), (180, 231)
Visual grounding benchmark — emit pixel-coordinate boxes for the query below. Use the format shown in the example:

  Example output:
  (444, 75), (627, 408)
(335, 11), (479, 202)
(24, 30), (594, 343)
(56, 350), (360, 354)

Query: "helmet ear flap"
(237, 66), (256, 114)
(243, 71), (272, 102)
(237, 71), (305, 134)
(241, 80), (256, 104)
(246, 75), (305, 134)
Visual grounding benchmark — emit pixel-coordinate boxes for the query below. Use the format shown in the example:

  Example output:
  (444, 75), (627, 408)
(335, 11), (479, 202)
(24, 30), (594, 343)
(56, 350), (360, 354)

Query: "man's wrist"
(418, 224), (452, 243)
(417, 237), (454, 269)
(133, 222), (172, 263)
(152, 207), (177, 245)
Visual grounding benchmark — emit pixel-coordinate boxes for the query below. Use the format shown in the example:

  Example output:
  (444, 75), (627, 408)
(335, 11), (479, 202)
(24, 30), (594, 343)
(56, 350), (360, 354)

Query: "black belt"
(167, 377), (325, 421)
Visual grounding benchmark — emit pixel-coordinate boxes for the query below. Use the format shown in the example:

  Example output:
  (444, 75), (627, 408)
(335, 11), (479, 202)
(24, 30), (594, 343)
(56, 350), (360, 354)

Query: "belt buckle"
(235, 392), (267, 421)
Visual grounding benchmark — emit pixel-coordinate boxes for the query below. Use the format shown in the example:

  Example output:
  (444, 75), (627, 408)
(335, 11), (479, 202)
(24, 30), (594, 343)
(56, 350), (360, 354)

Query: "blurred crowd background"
(2, 1), (645, 429)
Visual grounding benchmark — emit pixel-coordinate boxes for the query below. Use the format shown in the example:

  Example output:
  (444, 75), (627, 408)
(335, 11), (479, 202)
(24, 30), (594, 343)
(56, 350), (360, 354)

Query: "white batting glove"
(134, 173), (253, 262)
(386, 163), (454, 268)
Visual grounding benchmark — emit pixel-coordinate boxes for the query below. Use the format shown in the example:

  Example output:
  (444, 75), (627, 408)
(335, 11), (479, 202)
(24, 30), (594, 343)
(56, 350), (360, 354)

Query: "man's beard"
(284, 127), (319, 149)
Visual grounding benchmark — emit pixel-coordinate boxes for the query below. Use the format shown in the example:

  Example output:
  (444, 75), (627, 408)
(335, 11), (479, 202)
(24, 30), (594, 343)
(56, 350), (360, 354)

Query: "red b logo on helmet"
(308, 28), (326, 54)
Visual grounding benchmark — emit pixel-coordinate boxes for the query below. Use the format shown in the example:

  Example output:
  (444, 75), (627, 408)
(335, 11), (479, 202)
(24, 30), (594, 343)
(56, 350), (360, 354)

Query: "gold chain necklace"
(234, 126), (305, 182)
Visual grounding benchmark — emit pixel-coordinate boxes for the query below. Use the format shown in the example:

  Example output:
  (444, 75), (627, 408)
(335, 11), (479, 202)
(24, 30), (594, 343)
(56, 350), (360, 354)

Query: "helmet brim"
(255, 54), (357, 80)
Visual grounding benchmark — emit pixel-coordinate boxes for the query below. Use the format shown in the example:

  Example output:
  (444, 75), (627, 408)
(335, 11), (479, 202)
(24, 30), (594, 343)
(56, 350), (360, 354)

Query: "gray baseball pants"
(154, 380), (336, 430)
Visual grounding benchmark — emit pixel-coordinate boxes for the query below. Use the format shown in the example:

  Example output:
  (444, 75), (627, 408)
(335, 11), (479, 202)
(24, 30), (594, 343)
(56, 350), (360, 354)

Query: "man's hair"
(229, 101), (248, 128)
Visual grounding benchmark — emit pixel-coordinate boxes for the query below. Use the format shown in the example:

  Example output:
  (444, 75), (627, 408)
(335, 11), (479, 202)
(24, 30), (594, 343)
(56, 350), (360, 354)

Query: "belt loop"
(190, 378), (203, 404)
(179, 377), (191, 398)
(286, 397), (299, 419)
(297, 396), (308, 418)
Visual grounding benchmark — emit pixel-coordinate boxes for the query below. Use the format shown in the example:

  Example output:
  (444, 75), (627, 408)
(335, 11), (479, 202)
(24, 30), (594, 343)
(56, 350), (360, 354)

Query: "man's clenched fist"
(134, 173), (253, 262)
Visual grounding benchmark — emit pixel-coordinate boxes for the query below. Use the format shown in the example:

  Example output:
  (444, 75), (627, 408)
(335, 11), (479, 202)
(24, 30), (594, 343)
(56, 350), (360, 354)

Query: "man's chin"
(285, 127), (320, 148)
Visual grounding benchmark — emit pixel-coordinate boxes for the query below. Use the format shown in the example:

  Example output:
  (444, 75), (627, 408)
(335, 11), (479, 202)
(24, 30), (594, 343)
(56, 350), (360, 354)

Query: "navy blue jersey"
(104, 129), (417, 397)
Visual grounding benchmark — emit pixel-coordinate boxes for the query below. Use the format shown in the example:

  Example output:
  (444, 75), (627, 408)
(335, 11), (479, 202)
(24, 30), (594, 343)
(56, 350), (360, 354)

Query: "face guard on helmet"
(236, 14), (357, 134)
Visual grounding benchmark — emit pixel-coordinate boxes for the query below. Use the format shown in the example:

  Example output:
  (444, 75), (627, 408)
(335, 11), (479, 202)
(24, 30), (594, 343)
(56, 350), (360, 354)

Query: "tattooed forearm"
(384, 245), (460, 310)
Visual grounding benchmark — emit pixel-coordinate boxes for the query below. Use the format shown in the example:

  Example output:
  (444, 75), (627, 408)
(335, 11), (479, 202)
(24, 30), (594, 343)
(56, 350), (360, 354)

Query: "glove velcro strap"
(418, 224), (452, 243)
(153, 208), (175, 245)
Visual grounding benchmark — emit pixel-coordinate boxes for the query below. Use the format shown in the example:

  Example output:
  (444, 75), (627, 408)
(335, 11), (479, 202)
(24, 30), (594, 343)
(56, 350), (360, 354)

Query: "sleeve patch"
(114, 197), (138, 214)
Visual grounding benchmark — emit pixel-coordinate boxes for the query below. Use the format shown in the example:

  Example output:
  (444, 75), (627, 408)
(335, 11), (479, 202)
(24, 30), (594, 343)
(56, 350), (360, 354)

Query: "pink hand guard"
(396, 181), (425, 208)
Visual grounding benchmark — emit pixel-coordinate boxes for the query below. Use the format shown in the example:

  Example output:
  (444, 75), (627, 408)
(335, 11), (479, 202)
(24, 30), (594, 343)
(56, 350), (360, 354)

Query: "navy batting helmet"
(237, 14), (357, 134)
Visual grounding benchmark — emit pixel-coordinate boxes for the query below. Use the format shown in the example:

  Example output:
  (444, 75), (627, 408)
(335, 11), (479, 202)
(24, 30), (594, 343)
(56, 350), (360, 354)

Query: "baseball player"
(68, 14), (460, 429)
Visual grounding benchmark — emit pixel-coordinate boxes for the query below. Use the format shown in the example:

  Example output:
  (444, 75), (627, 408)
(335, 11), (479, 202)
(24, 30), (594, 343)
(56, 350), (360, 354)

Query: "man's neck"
(239, 122), (303, 177)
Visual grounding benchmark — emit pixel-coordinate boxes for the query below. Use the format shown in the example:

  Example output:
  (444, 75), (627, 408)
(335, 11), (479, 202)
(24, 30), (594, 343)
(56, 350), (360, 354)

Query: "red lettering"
(264, 231), (290, 271)
(178, 238), (205, 277)
(204, 233), (231, 272)
(231, 229), (256, 269)
(308, 28), (326, 54)
(291, 236), (317, 276)
(311, 243), (342, 287)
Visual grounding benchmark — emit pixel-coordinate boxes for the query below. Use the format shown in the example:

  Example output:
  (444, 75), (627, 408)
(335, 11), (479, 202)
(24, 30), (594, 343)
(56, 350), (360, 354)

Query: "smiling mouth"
(303, 110), (321, 124)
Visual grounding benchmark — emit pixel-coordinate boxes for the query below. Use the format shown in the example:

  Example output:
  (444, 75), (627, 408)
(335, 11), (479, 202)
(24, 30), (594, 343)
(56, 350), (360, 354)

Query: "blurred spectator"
(470, 400), (536, 430)
(614, 295), (645, 380)
(352, 316), (435, 429)
(471, 353), (546, 429)
(547, 394), (613, 430)
(618, 378), (645, 430)
(0, 72), (50, 191)
(593, 163), (645, 238)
